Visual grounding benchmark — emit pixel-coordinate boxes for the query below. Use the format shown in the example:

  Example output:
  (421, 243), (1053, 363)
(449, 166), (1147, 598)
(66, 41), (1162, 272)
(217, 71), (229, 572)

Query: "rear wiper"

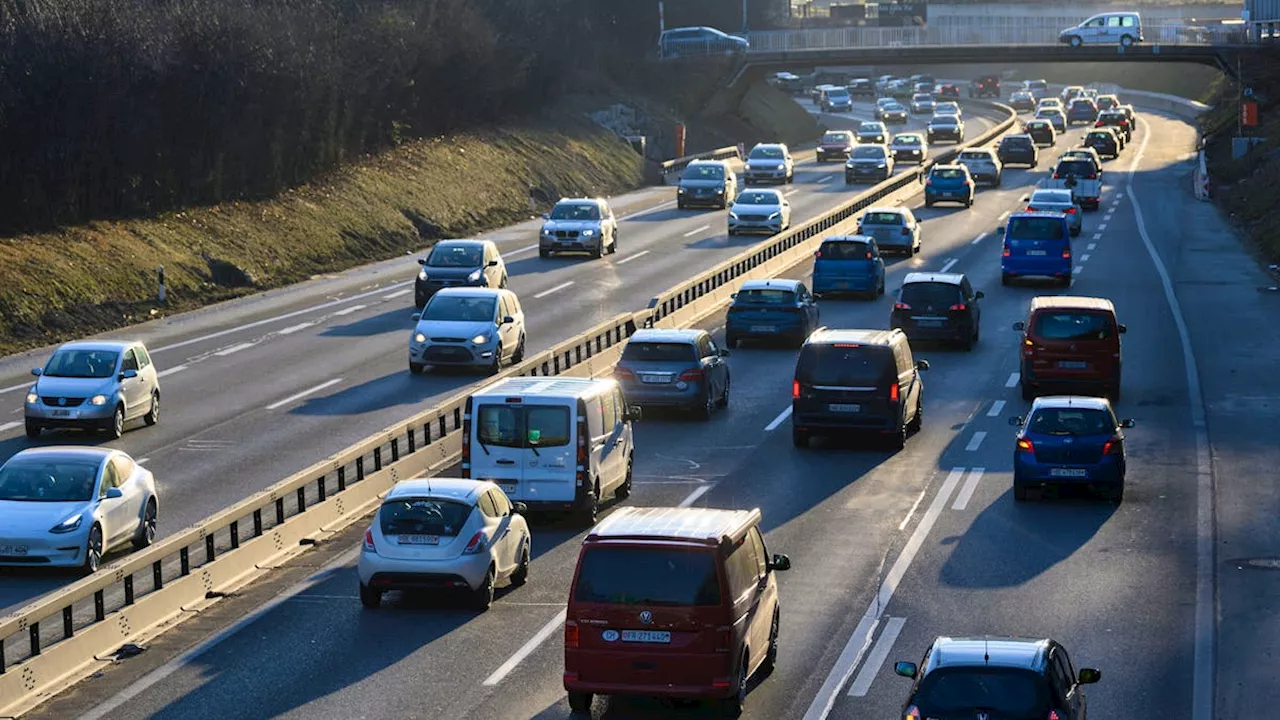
(476, 438), (491, 456)
(526, 440), (540, 457)
(1043, 430), (1075, 436)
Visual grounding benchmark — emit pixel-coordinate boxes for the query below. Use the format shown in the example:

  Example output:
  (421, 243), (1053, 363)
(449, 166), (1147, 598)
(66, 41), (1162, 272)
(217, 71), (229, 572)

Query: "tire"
(924, 198), (933, 208)
(760, 609), (780, 674)
(512, 335), (526, 364)
(908, 395), (923, 432)
(717, 375), (731, 409)
(1121, 34), (1134, 47)
(488, 345), (503, 375)
(107, 405), (125, 440)
(726, 333), (739, 349)
(575, 483), (599, 526)
(567, 692), (593, 714)
(510, 542), (530, 587)
(132, 499), (158, 550)
(1105, 481), (1125, 503)
(963, 335), (974, 352)
(878, 278), (886, 296)
(359, 582), (382, 609)
(695, 389), (714, 420)
(616, 455), (634, 499)
(792, 426), (809, 448)
(471, 567), (495, 610)
(1001, 273), (1012, 287)
(24, 421), (40, 440)
(539, 249), (550, 259)
(143, 392), (160, 426)
(677, 199), (686, 210)
(590, 243), (603, 260)
(1014, 483), (1029, 501)
(609, 233), (619, 254)
(719, 655), (748, 718)
(1070, 36), (1082, 47)
(409, 363), (425, 374)
(887, 421), (907, 451)
(82, 524), (103, 574)
(499, 274), (509, 289)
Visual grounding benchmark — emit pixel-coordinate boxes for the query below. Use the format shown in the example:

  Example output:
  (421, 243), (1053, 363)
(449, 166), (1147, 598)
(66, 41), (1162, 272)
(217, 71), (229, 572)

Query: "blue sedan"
(1010, 396), (1135, 502)
(725, 278), (820, 348)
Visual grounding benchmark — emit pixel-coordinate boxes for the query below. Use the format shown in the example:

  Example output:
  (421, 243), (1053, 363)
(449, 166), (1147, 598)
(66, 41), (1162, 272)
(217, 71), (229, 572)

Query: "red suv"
(1014, 296), (1126, 401)
(564, 506), (791, 715)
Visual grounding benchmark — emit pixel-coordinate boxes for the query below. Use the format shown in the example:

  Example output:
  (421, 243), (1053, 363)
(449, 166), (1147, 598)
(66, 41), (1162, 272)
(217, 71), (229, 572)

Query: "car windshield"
(862, 211), (903, 225)
(622, 341), (696, 362)
(858, 123), (883, 132)
(422, 295), (496, 322)
(476, 404), (571, 448)
(914, 668), (1049, 716)
(1008, 216), (1066, 240)
(379, 497), (473, 537)
(750, 147), (784, 159)
(1028, 407), (1115, 435)
(826, 89), (849, 99)
(900, 282), (962, 306)
(0, 458), (100, 502)
(932, 168), (965, 180)
(913, 94), (932, 101)
(932, 117), (958, 126)
(894, 136), (921, 146)
(798, 344), (892, 386)
(427, 245), (483, 267)
(683, 165), (724, 180)
(1002, 137), (1032, 148)
(736, 191), (779, 205)
(1056, 159), (1096, 177)
(822, 132), (851, 144)
(1013, 92), (1031, 99)
(884, 103), (904, 111)
(1032, 311), (1114, 340)
(43, 349), (120, 379)
(736, 288), (796, 305)
(1032, 191), (1073, 205)
(574, 546), (722, 606)
(818, 240), (872, 260)
(550, 203), (599, 221)
(851, 146), (885, 159)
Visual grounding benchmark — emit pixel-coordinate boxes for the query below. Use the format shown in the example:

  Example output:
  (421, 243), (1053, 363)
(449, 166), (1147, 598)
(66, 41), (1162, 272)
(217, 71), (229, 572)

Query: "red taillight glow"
(679, 369), (704, 381)
(792, 379), (800, 399)
(925, 178), (933, 185)
(614, 366), (635, 381)
(564, 621), (579, 648)
(1048, 711), (1062, 720)
(1062, 249), (1072, 258)
(363, 528), (376, 552)
(893, 302), (911, 310)
(463, 531), (486, 555)
(905, 705), (922, 720)
(1103, 437), (1123, 455)
(1052, 173), (1060, 179)
(950, 303), (966, 311)
(1026, 206), (1037, 212)
(576, 417), (588, 487)
(1002, 245), (1011, 257)
(1066, 207), (1077, 214)
(1017, 437), (1035, 454)
(890, 382), (900, 403)
(461, 409), (472, 477)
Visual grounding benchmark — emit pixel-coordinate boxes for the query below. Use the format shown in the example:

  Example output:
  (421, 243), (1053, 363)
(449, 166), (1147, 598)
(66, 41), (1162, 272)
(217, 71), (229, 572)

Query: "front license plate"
(51, 409), (72, 417)
(499, 483), (516, 495)
(397, 535), (440, 545)
(1050, 468), (1089, 478)
(621, 630), (671, 644)
(1027, 250), (1047, 256)
(828, 403), (861, 412)
(1057, 361), (1088, 369)
(750, 325), (774, 333)
(0, 545), (29, 556)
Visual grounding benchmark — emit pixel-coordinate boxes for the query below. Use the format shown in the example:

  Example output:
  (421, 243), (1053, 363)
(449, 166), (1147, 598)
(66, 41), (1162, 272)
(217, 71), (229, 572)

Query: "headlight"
(541, 227), (553, 236)
(467, 269), (483, 283)
(581, 229), (595, 237)
(876, 163), (887, 169)
(744, 163), (752, 171)
(26, 391), (37, 404)
(413, 332), (427, 343)
(775, 164), (785, 170)
(678, 187), (686, 193)
(50, 514), (82, 534)
(418, 270), (428, 281)
(471, 333), (491, 345)
(89, 395), (108, 406)
(728, 212), (739, 220)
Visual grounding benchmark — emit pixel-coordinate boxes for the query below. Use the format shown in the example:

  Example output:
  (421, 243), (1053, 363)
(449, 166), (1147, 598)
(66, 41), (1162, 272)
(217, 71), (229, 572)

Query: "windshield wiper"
(527, 440), (540, 457)
(476, 438), (491, 456)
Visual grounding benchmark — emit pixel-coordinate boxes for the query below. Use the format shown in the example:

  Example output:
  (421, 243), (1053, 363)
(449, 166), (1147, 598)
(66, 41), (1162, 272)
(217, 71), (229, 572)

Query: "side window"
(1107, 16), (1121, 27)
(1054, 648), (1077, 685)
(121, 349), (139, 372)
(112, 455), (136, 482)
(586, 396), (605, 437)
(696, 335), (713, 359)
(705, 335), (720, 356)
(491, 489), (512, 516)
(508, 294), (522, 316)
(797, 283), (810, 300)
(961, 278), (974, 299)
(613, 388), (629, 423)
(1047, 650), (1073, 703)
(900, 339), (915, 373)
(724, 542), (760, 599)
(477, 492), (499, 518)
(748, 527), (769, 575)
(99, 462), (119, 497)
(135, 346), (152, 369)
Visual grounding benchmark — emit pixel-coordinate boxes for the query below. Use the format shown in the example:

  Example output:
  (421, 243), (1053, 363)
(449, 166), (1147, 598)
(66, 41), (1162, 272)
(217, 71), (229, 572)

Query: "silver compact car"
(743, 143), (795, 185)
(727, 189), (791, 235)
(415, 239), (507, 309)
(890, 133), (929, 164)
(0, 447), (158, 573)
(910, 93), (936, 114)
(538, 198), (618, 259)
(1025, 188), (1084, 236)
(409, 288), (526, 374)
(25, 341), (160, 440)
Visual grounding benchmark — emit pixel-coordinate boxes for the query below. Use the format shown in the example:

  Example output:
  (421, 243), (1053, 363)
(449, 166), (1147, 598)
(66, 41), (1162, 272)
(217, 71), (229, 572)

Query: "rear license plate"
(640, 374), (670, 384)
(0, 545), (29, 556)
(51, 409), (72, 417)
(1027, 250), (1047, 256)
(397, 535), (440, 545)
(750, 325), (774, 333)
(828, 403), (861, 412)
(1050, 468), (1089, 478)
(499, 483), (516, 495)
(1057, 361), (1088, 369)
(621, 630), (671, 644)
(915, 319), (944, 327)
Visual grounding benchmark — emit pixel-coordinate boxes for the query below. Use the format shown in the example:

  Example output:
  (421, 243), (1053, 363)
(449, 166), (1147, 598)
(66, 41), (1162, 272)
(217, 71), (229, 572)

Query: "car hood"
(745, 158), (786, 167)
(541, 220), (600, 232)
(891, 143), (923, 151)
(0, 500), (89, 535)
(928, 123), (960, 130)
(825, 97), (852, 104)
(730, 202), (782, 214)
(414, 319), (496, 338)
(34, 375), (117, 398)
(419, 265), (482, 279)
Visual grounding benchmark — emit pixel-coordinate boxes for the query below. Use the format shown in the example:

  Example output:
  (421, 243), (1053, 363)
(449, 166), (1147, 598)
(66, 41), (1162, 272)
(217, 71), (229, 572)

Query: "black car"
(847, 78), (876, 98)
(1095, 110), (1133, 142)
(1083, 129), (1120, 159)
(855, 122), (889, 144)
(1024, 120), (1056, 147)
(895, 636), (1100, 720)
(926, 116), (964, 143)
(997, 134), (1039, 168)
(968, 74), (1001, 98)
(1009, 91), (1037, 112)
(890, 272), (983, 350)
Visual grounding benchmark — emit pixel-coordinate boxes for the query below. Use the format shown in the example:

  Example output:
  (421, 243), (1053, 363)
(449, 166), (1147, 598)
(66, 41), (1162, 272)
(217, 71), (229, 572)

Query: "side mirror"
(974, 290), (985, 299)
(121, 369), (139, 380)
(1021, 196), (1030, 202)
(997, 226), (1006, 235)
(916, 359), (930, 371)
(512, 501), (529, 515)
(624, 405), (643, 422)
(1120, 418), (1136, 428)
(729, 292), (738, 299)
(1009, 415), (1024, 426)
(488, 260), (499, 267)
(105, 487), (125, 500)
(31, 367), (42, 376)
(540, 212), (550, 220)
(418, 258), (427, 266)
(412, 312), (422, 321)
(769, 553), (791, 572)
(502, 315), (515, 325)
(718, 349), (731, 357)
(1117, 324), (1127, 334)
(1012, 321), (1026, 331)
(1078, 667), (1101, 684)
(893, 661), (918, 679)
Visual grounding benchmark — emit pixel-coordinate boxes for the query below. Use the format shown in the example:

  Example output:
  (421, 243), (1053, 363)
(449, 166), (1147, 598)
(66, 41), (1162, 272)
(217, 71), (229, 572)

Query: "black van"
(791, 328), (929, 450)
(890, 272), (984, 351)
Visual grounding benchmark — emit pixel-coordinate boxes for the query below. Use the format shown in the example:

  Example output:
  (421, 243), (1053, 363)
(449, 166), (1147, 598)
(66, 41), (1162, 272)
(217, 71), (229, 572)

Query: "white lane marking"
(803, 467), (966, 720)
(952, 468), (986, 511)
(483, 483), (714, 687)
(1087, 243), (1097, 251)
(682, 224), (711, 238)
(817, 174), (834, 184)
(616, 250), (650, 265)
(1128, 117), (1213, 720)
(1098, 223), (1108, 230)
(970, 233), (987, 245)
(0, 420), (21, 433)
(277, 322), (315, 335)
(1073, 266), (1084, 276)
(0, 381), (33, 396)
(848, 616), (907, 697)
(213, 342), (257, 357)
(1079, 253), (1091, 262)
(964, 431), (987, 452)
(508, 243), (540, 256)
(987, 400), (1006, 417)
(264, 378), (344, 411)
(330, 304), (367, 317)
(998, 211), (1010, 220)
(784, 188), (799, 196)
(765, 406), (793, 432)
(382, 288), (411, 300)
(618, 199), (677, 221)
(1115, 192), (1125, 200)
(897, 486), (928, 531)
(533, 281), (574, 299)
(939, 258), (958, 273)
(157, 365), (188, 378)
(1005, 372), (1020, 388)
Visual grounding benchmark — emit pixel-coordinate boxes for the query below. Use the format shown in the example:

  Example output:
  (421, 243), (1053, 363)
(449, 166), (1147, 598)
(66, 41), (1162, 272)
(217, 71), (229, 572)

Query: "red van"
(1014, 295), (1126, 401)
(564, 506), (791, 716)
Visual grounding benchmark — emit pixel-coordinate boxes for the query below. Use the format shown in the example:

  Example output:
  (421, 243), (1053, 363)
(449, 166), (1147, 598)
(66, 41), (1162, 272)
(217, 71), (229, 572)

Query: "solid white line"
(682, 224), (711, 238)
(952, 468), (986, 511)
(817, 174), (834, 184)
(533, 281), (574, 299)
(1093, 232), (1103, 240)
(265, 378), (344, 411)
(970, 233), (987, 245)
(508, 243), (541, 255)
(964, 431), (987, 452)
(277, 322), (315, 335)
(998, 211), (1010, 220)
(897, 486), (928, 531)
(679, 483), (714, 508)
(616, 250), (650, 265)
(847, 616), (907, 696)
(764, 406), (793, 432)
(330, 304), (366, 317)
(382, 288), (411, 300)
(1098, 223), (1108, 230)
(987, 400), (1006, 417)
(1005, 372), (1020, 388)
(1087, 243), (1097, 251)
(784, 188), (799, 196)
(939, 258), (958, 273)
(0, 381), (32, 396)
(0, 420), (21, 433)
(213, 342), (257, 357)
(1079, 253), (1091, 262)
(803, 467), (965, 720)
(157, 365), (188, 378)
(1127, 117), (1214, 720)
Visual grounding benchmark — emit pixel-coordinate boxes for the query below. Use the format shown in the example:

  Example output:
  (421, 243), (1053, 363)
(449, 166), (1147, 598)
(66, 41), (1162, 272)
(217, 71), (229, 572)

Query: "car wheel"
(359, 582), (382, 609)
(590, 243), (603, 260)
(908, 394), (923, 432)
(132, 498), (158, 550)
(24, 421), (40, 440)
(695, 389), (715, 420)
(924, 198), (933, 208)
(471, 567), (495, 610)
(616, 455), (634, 499)
(887, 421), (907, 451)
(510, 541), (531, 587)
(1014, 482), (1029, 501)
(567, 692), (594, 714)
(488, 345), (503, 375)
(409, 363), (425, 374)
(1105, 481), (1125, 503)
(677, 199), (686, 210)
(878, 278), (886, 296)
(576, 482), (599, 526)
(717, 375), (731, 408)
(539, 249), (550, 259)
(1001, 273), (1012, 286)
(144, 392), (160, 426)
(726, 333), (739, 349)
(512, 335), (526, 364)
(792, 426), (809, 449)
(760, 608), (780, 674)
(107, 405), (125, 440)
(82, 524), (103, 574)
(718, 654), (749, 718)
(1121, 34), (1134, 47)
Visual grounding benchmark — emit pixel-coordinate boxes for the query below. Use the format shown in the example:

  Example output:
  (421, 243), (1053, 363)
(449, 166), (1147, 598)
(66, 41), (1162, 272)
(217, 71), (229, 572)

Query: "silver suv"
(25, 341), (161, 439)
(409, 288), (527, 375)
(678, 159), (738, 210)
(539, 198), (618, 259)
(743, 143), (795, 185)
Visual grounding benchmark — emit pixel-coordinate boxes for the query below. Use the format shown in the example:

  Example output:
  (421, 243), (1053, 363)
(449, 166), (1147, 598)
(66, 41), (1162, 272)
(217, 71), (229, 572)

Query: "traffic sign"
(1242, 101), (1259, 128)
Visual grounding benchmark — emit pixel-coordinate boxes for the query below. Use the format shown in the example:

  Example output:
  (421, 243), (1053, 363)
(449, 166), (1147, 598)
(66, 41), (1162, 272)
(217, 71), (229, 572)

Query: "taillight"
(1102, 437), (1123, 455)
(576, 416), (588, 487)
(893, 302), (911, 310)
(1052, 173), (1060, 179)
(1026, 206), (1037, 212)
(614, 366), (635, 381)
(905, 705), (922, 720)
(564, 620), (579, 648)
(890, 382), (900, 403)
(1066, 207), (1077, 214)
(901, 227), (911, 235)
(792, 379), (801, 399)
(815, 250), (822, 258)
(950, 303), (966, 311)
(463, 531), (487, 555)
(461, 405), (472, 477)
(1095, 121), (1104, 127)
(865, 252), (873, 259)
(679, 369), (704, 381)
(1017, 437), (1035, 454)
(1002, 245), (1011, 257)
(1062, 248), (1071, 258)
(925, 178), (933, 185)
(363, 528), (376, 552)
(1048, 711), (1062, 720)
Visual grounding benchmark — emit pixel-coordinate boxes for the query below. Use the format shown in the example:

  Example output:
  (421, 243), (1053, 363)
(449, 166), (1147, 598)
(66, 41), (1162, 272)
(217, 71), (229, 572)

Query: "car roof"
(629, 328), (704, 344)
(555, 198), (601, 206)
(1028, 294), (1117, 312)
(474, 375), (619, 400)
(1032, 188), (1073, 201)
(926, 637), (1053, 673)
(862, 206), (907, 216)
(1030, 395), (1114, 412)
(4, 446), (115, 465)
(740, 278), (802, 292)
(586, 506), (761, 546)
(736, 188), (782, 200)
(823, 234), (875, 244)
(53, 340), (136, 353)
(1009, 210), (1066, 220)
(806, 327), (900, 346)
(751, 143), (787, 151)
(433, 287), (505, 299)
(903, 272), (964, 286)
(433, 239), (488, 249)
(385, 477), (491, 504)
(930, 164), (967, 172)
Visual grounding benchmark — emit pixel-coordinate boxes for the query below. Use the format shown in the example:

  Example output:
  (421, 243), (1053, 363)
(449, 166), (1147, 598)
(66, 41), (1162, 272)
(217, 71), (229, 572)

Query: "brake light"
(1062, 248), (1071, 258)
(893, 302), (911, 310)
(462, 531), (487, 555)
(461, 402), (472, 477)
(1066, 207), (1077, 214)
(1095, 121), (1104, 127)
(1002, 245), (1011, 257)
(815, 250), (822, 258)
(1103, 437), (1123, 455)
(679, 369), (704, 381)
(865, 252), (873, 259)
(614, 366), (635, 381)
(363, 528), (376, 552)
(576, 415), (588, 487)
(1017, 437), (1035, 454)
(890, 382), (900, 403)
(1052, 173), (1060, 179)
(950, 303), (966, 311)
(905, 705), (922, 720)
(1026, 206), (1037, 212)
(792, 379), (800, 398)
(925, 178), (933, 185)
(564, 620), (579, 648)
(1120, 119), (1129, 127)
(1048, 711), (1062, 720)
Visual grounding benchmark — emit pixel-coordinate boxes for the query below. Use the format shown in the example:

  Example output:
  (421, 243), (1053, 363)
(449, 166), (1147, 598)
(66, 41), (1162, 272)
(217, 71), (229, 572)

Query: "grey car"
(743, 143), (795, 185)
(856, 207), (921, 256)
(415, 239), (508, 309)
(678, 159), (738, 209)
(613, 328), (730, 419)
(845, 144), (894, 184)
(1025, 188), (1084, 236)
(539, 198), (618, 259)
(409, 288), (526, 374)
(24, 341), (160, 440)
(727, 189), (791, 236)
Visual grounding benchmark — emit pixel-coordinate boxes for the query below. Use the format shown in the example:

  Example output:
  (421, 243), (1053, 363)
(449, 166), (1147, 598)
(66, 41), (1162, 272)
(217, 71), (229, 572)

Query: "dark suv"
(891, 272), (983, 350)
(895, 636), (1100, 719)
(968, 74), (1001, 98)
(791, 328), (928, 450)
(997, 134), (1039, 168)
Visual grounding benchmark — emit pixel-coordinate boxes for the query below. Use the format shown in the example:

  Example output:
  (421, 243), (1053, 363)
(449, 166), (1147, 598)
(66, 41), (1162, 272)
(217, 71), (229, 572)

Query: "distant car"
(25, 341), (160, 440)
(1025, 188), (1083, 236)
(997, 134), (1039, 168)
(409, 287), (526, 374)
(1060, 85), (1086, 104)
(1059, 148), (1104, 176)
(357, 478), (531, 610)
(890, 272), (984, 351)
(845, 144), (894, 184)
(0, 447), (158, 573)
(1035, 108), (1067, 133)
(856, 206), (920, 256)
(934, 101), (962, 119)
(811, 235), (886, 299)
(1023, 78), (1051, 100)
(890, 132), (928, 163)
(913, 81), (936, 95)
(743, 143), (795, 184)
(910, 93), (936, 115)
(415, 239), (508, 309)
(1009, 90), (1037, 112)
(1067, 97), (1100, 124)
(968, 75), (1000, 98)
(1000, 211), (1073, 286)
(658, 26), (749, 58)
(816, 130), (856, 162)
(894, 636), (1101, 718)
(1096, 93), (1120, 112)
(1010, 396), (1135, 502)
(1095, 109), (1133, 142)
(728, 188), (791, 235)
(1116, 103), (1137, 126)
(811, 84), (838, 104)
(1024, 119), (1057, 146)
(616, 328), (730, 416)
(769, 72), (802, 94)
(821, 87), (854, 113)
(1036, 97), (1063, 113)
(956, 148), (1003, 187)
(1013, 294), (1127, 401)
(1079, 88), (1100, 102)
(1060, 11), (1143, 46)
(725, 278), (820, 349)
(879, 101), (909, 124)
(935, 83), (960, 99)
(678, 159), (738, 209)
(854, 121), (889, 145)
(539, 197), (618, 258)
(847, 78), (876, 97)
(923, 164), (975, 208)
(926, 115), (964, 144)
(1083, 128), (1121, 159)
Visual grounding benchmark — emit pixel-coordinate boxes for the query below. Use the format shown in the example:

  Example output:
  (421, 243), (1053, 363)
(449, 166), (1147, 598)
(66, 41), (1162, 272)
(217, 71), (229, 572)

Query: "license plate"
(397, 535), (440, 545)
(915, 319), (945, 327)
(51, 409), (72, 417)
(640, 374), (670, 384)
(1057, 361), (1088, 369)
(828, 403), (861, 412)
(1027, 250), (1047, 256)
(750, 325), (774, 333)
(1050, 468), (1089, 478)
(621, 630), (671, 644)
(0, 545), (29, 556)
(499, 483), (516, 495)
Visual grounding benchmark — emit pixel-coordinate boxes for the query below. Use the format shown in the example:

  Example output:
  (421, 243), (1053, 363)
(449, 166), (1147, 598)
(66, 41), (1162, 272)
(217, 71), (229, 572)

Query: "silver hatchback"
(24, 341), (161, 440)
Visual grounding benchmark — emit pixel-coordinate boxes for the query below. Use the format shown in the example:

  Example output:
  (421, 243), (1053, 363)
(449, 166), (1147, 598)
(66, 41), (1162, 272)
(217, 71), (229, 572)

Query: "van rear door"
(521, 403), (577, 504)
(1027, 309), (1120, 382)
(470, 399), (525, 497)
(794, 343), (897, 426)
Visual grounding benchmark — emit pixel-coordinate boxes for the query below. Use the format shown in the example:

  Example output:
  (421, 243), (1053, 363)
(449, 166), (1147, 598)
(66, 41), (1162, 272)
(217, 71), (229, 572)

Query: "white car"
(743, 143), (795, 184)
(1037, 97), (1063, 113)
(0, 447), (158, 573)
(358, 478), (531, 610)
(1059, 11), (1143, 47)
(890, 133), (929, 163)
(727, 189), (791, 236)
(409, 287), (526, 374)
(934, 101), (962, 119)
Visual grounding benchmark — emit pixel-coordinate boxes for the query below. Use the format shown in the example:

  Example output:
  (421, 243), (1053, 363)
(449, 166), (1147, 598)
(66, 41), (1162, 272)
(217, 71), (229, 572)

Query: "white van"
(1059, 12), (1143, 47)
(462, 376), (641, 525)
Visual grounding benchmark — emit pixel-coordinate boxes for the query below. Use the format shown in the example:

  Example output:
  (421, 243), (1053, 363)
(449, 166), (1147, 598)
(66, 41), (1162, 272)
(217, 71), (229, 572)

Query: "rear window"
(818, 240), (871, 259)
(1087, 132), (1113, 141)
(900, 282), (962, 306)
(1031, 311), (1114, 340)
(914, 667), (1049, 716)
(573, 546), (722, 607)
(862, 211), (903, 224)
(476, 404), (572, 448)
(1028, 407), (1115, 435)
(1055, 160), (1096, 177)
(797, 344), (892, 386)
(932, 168), (965, 180)
(1001, 137), (1032, 148)
(735, 288), (796, 305)
(380, 497), (472, 537)
(622, 342), (696, 362)
(1007, 216), (1066, 240)
(1028, 80), (1048, 90)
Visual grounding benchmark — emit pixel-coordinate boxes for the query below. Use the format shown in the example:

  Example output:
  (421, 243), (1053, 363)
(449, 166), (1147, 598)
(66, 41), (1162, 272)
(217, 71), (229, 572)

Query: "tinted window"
(749, 146), (784, 160)
(1056, 160), (1096, 177)
(821, 132), (851, 144)
(932, 168), (965, 179)
(491, 489), (512, 515)
(478, 492), (498, 517)
(736, 191), (780, 205)
(858, 123), (883, 132)
(549, 203), (600, 221)
(914, 668), (1049, 716)
(683, 165), (725, 180)
(1028, 407), (1115, 435)
(622, 341), (696, 362)
(1008, 216), (1066, 240)
(379, 497), (472, 537)
(573, 547), (722, 607)
(1032, 311), (1114, 340)
(900, 282), (962, 306)
(725, 541), (761, 598)
(427, 244), (483, 267)
(476, 405), (571, 448)
(797, 344), (892, 386)
(958, 151), (990, 161)
(736, 288), (796, 305)
(121, 350), (139, 372)
(423, 295), (496, 322)
(819, 240), (872, 259)
(1001, 137), (1033, 148)
(931, 117), (958, 126)
(43, 349), (120, 379)
(1031, 191), (1073, 205)
(826, 89), (850, 99)
(1087, 132), (1113, 142)
(851, 146), (885, 159)
(862, 212), (903, 224)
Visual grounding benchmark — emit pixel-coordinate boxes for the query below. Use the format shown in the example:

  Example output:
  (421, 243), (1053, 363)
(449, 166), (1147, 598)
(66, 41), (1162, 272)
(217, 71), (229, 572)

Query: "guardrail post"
(275, 497), (285, 525)
(180, 547), (191, 576)
(317, 476), (327, 503)
(62, 606), (73, 640)
(373, 447), (382, 472)
(153, 559), (164, 590)
(205, 534), (216, 564)
(296, 487), (307, 514)
(1, 638), (6, 673)
(407, 429), (416, 454)
(253, 510), (263, 538)
(124, 575), (135, 606)
(94, 589), (105, 621)
(29, 622), (39, 657)
(230, 520), (241, 550)
(436, 417), (446, 443)
(391, 438), (400, 463)
(356, 456), (365, 482)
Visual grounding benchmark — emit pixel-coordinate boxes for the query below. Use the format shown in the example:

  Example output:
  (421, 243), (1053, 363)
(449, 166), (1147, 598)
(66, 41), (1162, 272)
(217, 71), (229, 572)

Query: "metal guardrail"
(0, 98), (1017, 719)
(659, 146), (742, 183)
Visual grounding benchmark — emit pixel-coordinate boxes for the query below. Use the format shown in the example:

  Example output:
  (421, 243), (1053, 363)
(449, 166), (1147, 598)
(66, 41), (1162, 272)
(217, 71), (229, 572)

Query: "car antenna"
(984, 640), (990, 664)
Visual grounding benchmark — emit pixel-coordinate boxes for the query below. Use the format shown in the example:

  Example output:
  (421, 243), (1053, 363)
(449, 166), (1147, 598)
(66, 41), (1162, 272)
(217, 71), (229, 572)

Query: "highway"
(0, 102), (1002, 612)
(28, 98), (1268, 720)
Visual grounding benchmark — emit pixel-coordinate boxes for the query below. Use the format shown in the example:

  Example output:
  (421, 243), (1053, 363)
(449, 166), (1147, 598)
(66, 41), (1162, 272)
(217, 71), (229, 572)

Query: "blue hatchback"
(1000, 211), (1072, 286)
(811, 235), (885, 300)
(1010, 396), (1135, 502)
(923, 164), (974, 208)
(725, 278), (820, 348)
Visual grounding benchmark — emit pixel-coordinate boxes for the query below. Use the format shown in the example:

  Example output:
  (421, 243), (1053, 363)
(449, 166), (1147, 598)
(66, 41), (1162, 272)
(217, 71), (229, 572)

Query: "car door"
(1046, 648), (1083, 717)
(97, 459), (131, 546)
(596, 390), (626, 492)
(488, 489), (523, 574)
(961, 276), (981, 327)
(111, 454), (146, 543)
(497, 294), (517, 357)
(694, 333), (723, 401)
(896, 340), (921, 418)
(134, 345), (159, 400)
(724, 533), (766, 672)
(119, 349), (146, 417)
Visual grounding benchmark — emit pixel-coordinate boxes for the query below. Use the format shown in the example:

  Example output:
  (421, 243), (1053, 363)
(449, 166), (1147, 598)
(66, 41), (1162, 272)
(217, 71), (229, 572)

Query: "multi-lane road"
(14, 90), (1280, 720)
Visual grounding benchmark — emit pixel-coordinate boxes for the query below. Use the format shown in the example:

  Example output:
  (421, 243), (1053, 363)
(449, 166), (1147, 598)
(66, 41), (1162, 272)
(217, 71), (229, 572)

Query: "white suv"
(409, 287), (526, 374)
